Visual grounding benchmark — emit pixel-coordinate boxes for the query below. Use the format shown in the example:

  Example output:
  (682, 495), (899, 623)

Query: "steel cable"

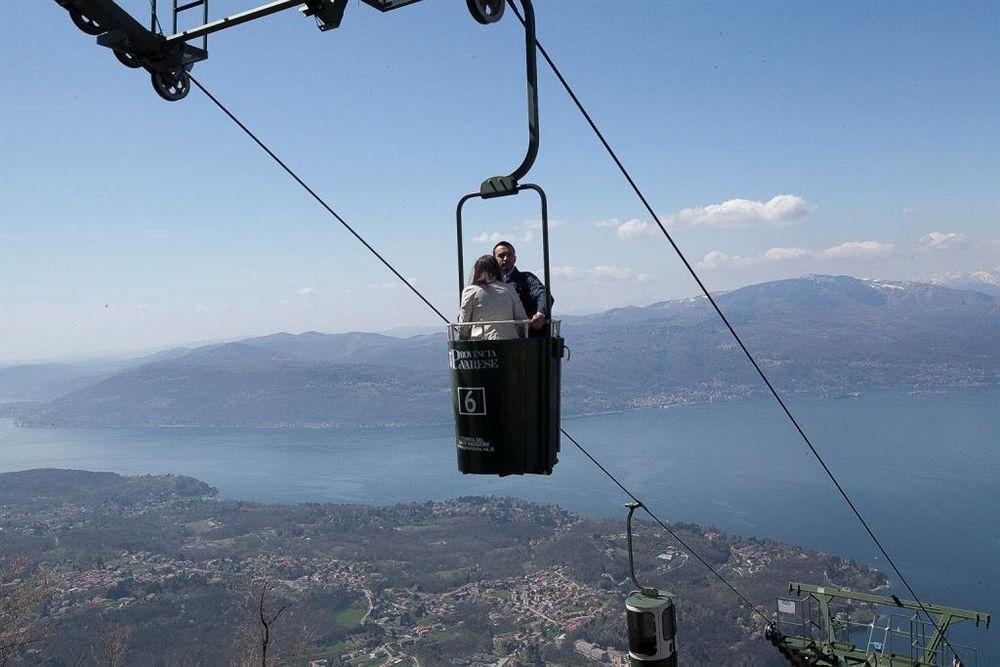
(189, 75), (450, 325)
(507, 0), (961, 656)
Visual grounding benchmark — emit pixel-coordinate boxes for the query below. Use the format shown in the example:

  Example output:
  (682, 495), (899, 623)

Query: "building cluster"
(318, 565), (627, 665)
(726, 542), (777, 577)
(572, 639), (629, 666)
(43, 537), (625, 665)
(44, 546), (373, 620)
(387, 566), (624, 664)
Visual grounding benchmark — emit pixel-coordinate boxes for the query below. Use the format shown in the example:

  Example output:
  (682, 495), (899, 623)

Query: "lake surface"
(2, 388), (997, 661)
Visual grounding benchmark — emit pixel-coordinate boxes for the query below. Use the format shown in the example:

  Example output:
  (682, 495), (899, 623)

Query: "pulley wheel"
(467, 0), (504, 25)
(114, 49), (142, 69)
(151, 69), (191, 102)
(68, 7), (106, 35)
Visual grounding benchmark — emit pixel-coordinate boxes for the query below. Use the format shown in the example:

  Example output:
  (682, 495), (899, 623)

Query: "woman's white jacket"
(457, 282), (529, 340)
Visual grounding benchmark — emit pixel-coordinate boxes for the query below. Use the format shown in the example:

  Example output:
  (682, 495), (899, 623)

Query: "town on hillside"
(1, 469), (886, 665)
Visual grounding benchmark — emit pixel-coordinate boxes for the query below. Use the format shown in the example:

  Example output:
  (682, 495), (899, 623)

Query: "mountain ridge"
(7, 275), (998, 427)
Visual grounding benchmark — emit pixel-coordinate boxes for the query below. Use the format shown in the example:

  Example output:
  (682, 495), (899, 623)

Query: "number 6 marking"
(457, 387), (486, 416)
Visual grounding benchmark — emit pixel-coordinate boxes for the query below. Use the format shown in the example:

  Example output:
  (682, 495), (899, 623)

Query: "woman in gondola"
(457, 255), (528, 340)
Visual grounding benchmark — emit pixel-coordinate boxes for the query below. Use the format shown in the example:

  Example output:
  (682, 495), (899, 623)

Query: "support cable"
(507, 1), (959, 655)
(187, 74), (768, 627)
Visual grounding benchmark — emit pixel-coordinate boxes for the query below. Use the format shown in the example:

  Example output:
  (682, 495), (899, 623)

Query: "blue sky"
(2, 0), (997, 361)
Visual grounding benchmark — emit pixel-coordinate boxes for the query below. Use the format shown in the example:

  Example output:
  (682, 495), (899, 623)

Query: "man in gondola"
(492, 241), (552, 337)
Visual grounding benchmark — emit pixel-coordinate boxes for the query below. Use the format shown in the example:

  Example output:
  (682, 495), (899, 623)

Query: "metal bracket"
(625, 502), (659, 598)
(455, 183), (551, 312)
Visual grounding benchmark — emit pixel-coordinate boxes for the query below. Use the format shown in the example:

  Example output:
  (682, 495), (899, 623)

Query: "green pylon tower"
(766, 582), (990, 666)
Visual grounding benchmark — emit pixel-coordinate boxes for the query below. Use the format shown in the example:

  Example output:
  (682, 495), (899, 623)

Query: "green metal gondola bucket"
(448, 324), (562, 475)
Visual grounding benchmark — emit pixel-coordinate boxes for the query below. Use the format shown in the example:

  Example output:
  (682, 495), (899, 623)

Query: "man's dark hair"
(492, 241), (516, 255)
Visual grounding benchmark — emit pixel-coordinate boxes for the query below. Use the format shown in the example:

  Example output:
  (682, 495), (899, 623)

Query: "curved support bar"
(626, 501), (660, 597)
(505, 0), (538, 185)
(478, 0), (538, 197)
(626, 502), (643, 591)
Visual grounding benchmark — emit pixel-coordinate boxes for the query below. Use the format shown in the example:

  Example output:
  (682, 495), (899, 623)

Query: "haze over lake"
(3, 387), (997, 660)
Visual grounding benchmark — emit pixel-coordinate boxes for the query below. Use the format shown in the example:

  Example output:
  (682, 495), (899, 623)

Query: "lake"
(2, 387), (997, 661)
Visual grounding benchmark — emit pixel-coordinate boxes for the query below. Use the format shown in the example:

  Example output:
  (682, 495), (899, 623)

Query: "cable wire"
(188, 75), (450, 325)
(187, 74), (769, 627)
(147, 0), (163, 35)
(561, 428), (769, 625)
(507, 1), (959, 655)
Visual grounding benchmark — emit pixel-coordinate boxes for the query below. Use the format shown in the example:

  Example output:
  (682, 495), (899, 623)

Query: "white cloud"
(297, 287), (318, 296)
(921, 231), (967, 249)
(593, 217), (655, 240)
(472, 231), (504, 245)
(597, 195), (810, 237)
(820, 240), (895, 259)
(698, 246), (812, 270)
(523, 218), (565, 229)
(137, 304), (150, 311)
(762, 247), (812, 261)
(551, 265), (582, 279)
(471, 225), (541, 247)
(368, 282), (399, 289)
(195, 304), (205, 312)
(696, 235), (983, 271)
(590, 265), (633, 280)
(616, 218), (652, 240)
(669, 194), (809, 229)
(697, 251), (755, 270)
(901, 206), (917, 218)
(550, 265), (650, 283)
(219, 305), (230, 311)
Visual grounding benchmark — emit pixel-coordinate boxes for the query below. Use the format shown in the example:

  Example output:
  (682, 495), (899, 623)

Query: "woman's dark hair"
(471, 254), (502, 286)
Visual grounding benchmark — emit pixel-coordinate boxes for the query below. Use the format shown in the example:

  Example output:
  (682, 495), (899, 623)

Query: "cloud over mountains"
(598, 194), (811, 240)
(668, 194), (809, 229)
(697, 230), (981, 271)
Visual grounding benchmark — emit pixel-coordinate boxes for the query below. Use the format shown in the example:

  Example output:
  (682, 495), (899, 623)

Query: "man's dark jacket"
(503, 267), (553, 336)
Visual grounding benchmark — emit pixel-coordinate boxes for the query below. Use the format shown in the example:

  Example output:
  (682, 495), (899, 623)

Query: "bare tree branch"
(229, 574), (295, 667)
(0, 557), (56, 666)
(91, 618), (134, 667)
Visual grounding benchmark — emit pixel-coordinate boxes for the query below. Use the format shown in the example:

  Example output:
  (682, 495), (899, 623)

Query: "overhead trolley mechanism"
(53, 0), (424, 101)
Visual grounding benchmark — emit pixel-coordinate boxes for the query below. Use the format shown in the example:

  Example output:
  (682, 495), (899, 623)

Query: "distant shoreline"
(4, 383), (996, 430)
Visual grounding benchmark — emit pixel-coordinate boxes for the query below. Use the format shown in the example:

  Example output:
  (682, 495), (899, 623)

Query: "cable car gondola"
(449, 184), (564, 476)
(446, 0), (564, 476)
(624, 502), (678, 666)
